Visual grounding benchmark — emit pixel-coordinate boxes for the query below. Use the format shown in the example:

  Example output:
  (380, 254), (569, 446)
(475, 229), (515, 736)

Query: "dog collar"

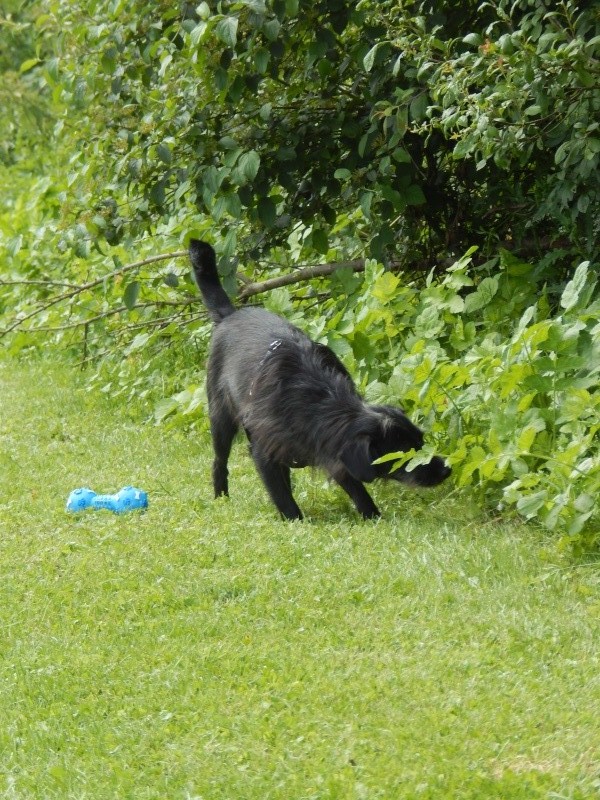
(261, 339), (283, 363)
(249, 339), (283, 397)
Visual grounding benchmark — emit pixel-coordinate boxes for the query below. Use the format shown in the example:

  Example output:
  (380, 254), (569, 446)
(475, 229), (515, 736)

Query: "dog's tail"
(189, 239), (236, 323)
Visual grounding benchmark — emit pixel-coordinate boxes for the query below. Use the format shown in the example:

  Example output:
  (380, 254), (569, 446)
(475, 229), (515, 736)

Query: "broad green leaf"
(215, 17), (238, 48)
(156, 142), (172, 164)
(363, 43), (382, 72)
(20, 58), (40, 73)
(243, 0), (267, 11)
(196, 1), (210, 19)
(372, 272), (400, 302)
(404, 184), (426, 206)
(123, 281), (140, 310)
(560, 261), (589, 311)
(409, 93), (428, 122)
(464, 277), (499, 313)
(254, 47), (270, 73)
(236, 150), (260, 184)
(163, 272), (179, 288)
(517, 425), (540, 452)
(7, 235), (23, 257)
(359, 191), (373, 219)
(149, 181), (165, 206)
(190, 21), (208, 45)
(516, 490), (548, 519)
(258, 196), (277, 227)
(462, 33), (482, 47)
(263, 18), (281, 40)
(311, 228), (328, 254)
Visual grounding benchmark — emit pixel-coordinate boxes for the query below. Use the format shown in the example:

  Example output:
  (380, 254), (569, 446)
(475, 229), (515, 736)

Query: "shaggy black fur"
(190, 239), (451, 520)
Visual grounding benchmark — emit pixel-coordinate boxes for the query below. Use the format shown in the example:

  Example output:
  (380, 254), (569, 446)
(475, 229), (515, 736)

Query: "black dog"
(190, 240), (450, 520)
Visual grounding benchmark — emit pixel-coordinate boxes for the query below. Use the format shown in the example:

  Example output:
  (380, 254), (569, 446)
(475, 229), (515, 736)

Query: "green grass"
(1, 357), (600, 799)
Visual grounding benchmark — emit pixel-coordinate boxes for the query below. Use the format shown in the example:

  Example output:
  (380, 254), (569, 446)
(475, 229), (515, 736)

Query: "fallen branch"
(238, 259), (365, 300)
(1, 250), (372, 337)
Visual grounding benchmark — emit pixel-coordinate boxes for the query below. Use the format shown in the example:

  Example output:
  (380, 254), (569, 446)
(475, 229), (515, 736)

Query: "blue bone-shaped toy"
(67, 486), (148, 514)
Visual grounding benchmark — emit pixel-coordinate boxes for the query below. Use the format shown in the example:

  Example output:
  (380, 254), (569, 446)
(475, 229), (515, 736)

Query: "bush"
(308, 250), (599, 548)
(17, 0), (599, 270)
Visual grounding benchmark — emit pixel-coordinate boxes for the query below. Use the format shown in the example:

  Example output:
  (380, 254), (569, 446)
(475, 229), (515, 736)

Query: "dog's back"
(209, 306), (307, 413)
(190, 239), (352, 413)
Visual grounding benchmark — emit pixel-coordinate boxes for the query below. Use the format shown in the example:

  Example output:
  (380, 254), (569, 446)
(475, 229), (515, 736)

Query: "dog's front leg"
(334, 473), (381, 520)
(251, 447), (303, 521)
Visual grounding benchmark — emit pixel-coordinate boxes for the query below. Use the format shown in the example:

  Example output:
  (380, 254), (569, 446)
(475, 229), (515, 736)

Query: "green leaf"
(372, 272), (400, 302)
(196, 1), (210, 19)
(127, 333), (150, 352)
(363, 42), (386, 72)
(373, 449), (416, 469)
(517, 424), (543, 452)
(359, 191), (373, 219)
(392, 148), (411, 163)
(123, 281), (140, 310)
(311, 228), (329, 254)
(462, 33), (482, 47)
(263, 18), (281, 41)
(163, 272), (179, 288)
(45, 57), (60, 82)
(404, 185), (426, 206)
(258, 196), (277, 227)
(516, 490), (548, 520)
(20, 58), (40, 73)
(149, 181), (166, 206)
(464, 277), (499, 313)
(156, 142), (172, 165)
(409, 93), (428, 122)
(452, 135), (476, 160)
(254, 47), (270, 73)
(560, 261), (589, 311)
(244, 0), (267, 11)
(190, 21), (208, 46)
(236, 150), (260, 184)
(216, 17), (238, 48)
(7, 235), (23, 257)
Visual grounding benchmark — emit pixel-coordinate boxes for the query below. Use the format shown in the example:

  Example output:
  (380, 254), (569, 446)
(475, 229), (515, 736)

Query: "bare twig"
(0, 250), (188, 338)
(18, 297), (198, 333)
(0, 278), (80, 289)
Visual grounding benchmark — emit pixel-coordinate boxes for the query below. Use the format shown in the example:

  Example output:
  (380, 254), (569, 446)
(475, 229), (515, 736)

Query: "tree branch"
(238, 259), (365, 300)
(1, 250), (376, 338)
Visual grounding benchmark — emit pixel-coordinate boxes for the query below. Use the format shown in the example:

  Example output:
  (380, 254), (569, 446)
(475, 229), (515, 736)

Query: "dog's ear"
(341, 437), (377, 483)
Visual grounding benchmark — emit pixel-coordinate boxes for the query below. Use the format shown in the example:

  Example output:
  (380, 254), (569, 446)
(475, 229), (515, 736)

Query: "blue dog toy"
(67, 486), (148, 514)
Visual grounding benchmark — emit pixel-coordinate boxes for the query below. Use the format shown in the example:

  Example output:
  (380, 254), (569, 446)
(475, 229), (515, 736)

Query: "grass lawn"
(1, 357), (600, 799)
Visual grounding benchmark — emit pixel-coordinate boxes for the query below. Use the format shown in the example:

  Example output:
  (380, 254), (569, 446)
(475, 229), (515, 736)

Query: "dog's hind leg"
(334, 473), (381, 520)
(210, 406), (238, 497)
(250, 446), (303, 521)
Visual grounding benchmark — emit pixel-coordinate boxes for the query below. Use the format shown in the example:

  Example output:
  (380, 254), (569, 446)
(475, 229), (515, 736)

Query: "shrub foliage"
(8, 0), (599, 267)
